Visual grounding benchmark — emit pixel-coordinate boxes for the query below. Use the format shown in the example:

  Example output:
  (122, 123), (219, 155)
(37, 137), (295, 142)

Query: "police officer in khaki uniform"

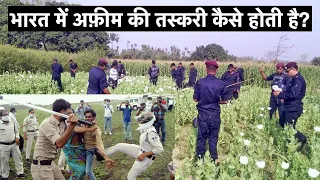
(23, 109), (40, 165)
(0, 109), (25, 179)
(105, 112), (164, 180)
(31, 99), (79, 180)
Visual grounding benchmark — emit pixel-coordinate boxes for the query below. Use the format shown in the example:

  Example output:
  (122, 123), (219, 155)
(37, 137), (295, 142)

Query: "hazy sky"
(68, 0), (319, 61)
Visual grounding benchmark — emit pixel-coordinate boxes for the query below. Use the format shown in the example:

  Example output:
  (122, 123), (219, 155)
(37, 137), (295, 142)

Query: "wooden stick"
(62, 54), (75, 67)
(19, 122), (32, 129)
(226, 78), (255, 88)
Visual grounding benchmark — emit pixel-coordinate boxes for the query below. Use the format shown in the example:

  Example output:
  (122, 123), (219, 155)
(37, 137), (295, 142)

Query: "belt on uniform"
(0, 140), (15, 145)
(33, 160), (52, 166)
(27, 130), (38, 132)
(142, 150), (155, 160)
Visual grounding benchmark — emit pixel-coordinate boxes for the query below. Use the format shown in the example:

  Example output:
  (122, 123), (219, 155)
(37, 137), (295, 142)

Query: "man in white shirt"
(102, 99), (114, 135)
(108, 61), (120, 89)
(145, 97), (153, 112)
(23, 109), (40, 166)
(0, 109), (25, 179)
(75, 100), (91, 120)
(9, 108), (24, 152)
(168, 99), (174, 112)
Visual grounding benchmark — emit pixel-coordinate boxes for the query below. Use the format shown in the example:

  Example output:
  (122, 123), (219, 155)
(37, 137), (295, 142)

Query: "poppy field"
(174, 85), (320, 179)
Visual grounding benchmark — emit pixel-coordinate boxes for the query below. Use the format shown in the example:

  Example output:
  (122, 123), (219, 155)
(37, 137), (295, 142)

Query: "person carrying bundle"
(259, 63), (291, 119)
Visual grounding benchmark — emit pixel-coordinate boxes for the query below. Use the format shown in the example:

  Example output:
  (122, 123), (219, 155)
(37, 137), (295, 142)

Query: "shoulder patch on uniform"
(151, 136), (158, 141)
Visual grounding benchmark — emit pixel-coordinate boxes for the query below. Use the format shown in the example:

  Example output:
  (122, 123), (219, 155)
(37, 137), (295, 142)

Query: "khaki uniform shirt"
(23, 116), (40, 132)
(33, 116), (66, 160)
(139, 126), (164, 155)
(0, 120), (19, 143)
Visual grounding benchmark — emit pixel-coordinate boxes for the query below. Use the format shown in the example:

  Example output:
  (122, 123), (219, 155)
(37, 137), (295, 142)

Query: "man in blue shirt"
(221, 64), (240, 100)
(51, 58), (64, 92)
(117, 61), (126, 77)
(193, 60), (229, 165)
(69, 60), (78, 79)
(87, 59), (111, 94)
(178, 62), (186, 82)
(188, 63), (197, 87)
(171, 63), (183, 90)
(120, 101), (133, 144)
(259, 63), (291, 119)
(273, 62), (307, 151)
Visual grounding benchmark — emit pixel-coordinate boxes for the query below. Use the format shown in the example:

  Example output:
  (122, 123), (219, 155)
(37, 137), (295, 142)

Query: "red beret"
(276, 63), (285, 68)
(98, 58), (108, 65)
(205, 60), (219, 68)
(284, 62), (297, 70)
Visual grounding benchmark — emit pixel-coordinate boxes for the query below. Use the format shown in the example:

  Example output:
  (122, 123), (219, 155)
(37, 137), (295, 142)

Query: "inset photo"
(0, 94), (175, 180)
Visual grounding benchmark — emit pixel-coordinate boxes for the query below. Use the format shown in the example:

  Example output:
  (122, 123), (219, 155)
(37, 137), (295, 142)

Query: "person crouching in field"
(83, 109), (115, 180)
(105, 112), (164, 180)
(62, 108), (98, 179)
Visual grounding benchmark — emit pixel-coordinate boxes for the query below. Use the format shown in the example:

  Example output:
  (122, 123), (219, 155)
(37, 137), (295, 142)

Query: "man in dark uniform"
(221, 64), (240, 100)
(273, 62), (307, 151)
(87, 59), (111, 94)
(235, 66), (244, 82)
(171, 63), (183, 90)
(148, 60), (160, 86)
(234, 66), (244, 92)
(117, 61), (126, 77)
(193, 60), (228, 165)
(177, 62), (186, 82)
(107, 53), (112, 59)
(69, 60), (78, 79)
(51, 58), (64, 92)
(188, 63), (197, 87)
(259, 63), (291, 119)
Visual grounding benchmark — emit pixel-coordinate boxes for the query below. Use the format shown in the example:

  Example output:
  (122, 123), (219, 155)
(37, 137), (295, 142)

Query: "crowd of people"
(51, 57), (248, 95)
(51, 58), (126, 94)
(0, 96), (174, 179)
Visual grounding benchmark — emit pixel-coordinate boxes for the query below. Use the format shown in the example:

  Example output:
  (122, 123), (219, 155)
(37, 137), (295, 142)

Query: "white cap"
(0, 107), (5, 111)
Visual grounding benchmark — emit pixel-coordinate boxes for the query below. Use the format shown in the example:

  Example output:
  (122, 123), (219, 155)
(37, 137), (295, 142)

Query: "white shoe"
(109, 132), (112, 135)
(104, 132), (107, 135)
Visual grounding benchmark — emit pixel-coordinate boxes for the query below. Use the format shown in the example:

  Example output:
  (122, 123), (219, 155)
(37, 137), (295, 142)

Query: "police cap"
(276, 63), (285, 68)
(284, 62), (297, 70)
(98, 58), (108, 65)
(205, 60), (219, 68)
(134, 112), (155, 124)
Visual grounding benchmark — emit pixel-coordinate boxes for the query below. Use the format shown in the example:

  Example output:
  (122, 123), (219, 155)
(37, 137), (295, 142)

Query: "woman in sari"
(63, 109), (97, 179)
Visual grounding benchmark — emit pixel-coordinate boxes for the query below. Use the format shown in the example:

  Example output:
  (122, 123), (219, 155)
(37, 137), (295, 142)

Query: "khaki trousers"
(31, 160), (65, 180)
(26, 131), (38, 160)
(0, 143), (24, 178)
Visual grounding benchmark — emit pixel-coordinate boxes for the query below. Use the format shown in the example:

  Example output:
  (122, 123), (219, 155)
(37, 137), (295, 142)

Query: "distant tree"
(264, 50), (277, 61)
(299, 54), (308, 62)
(1, 0), (115, 53)
(191, 43), (228, 61)
(311, 57), (320, 66)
